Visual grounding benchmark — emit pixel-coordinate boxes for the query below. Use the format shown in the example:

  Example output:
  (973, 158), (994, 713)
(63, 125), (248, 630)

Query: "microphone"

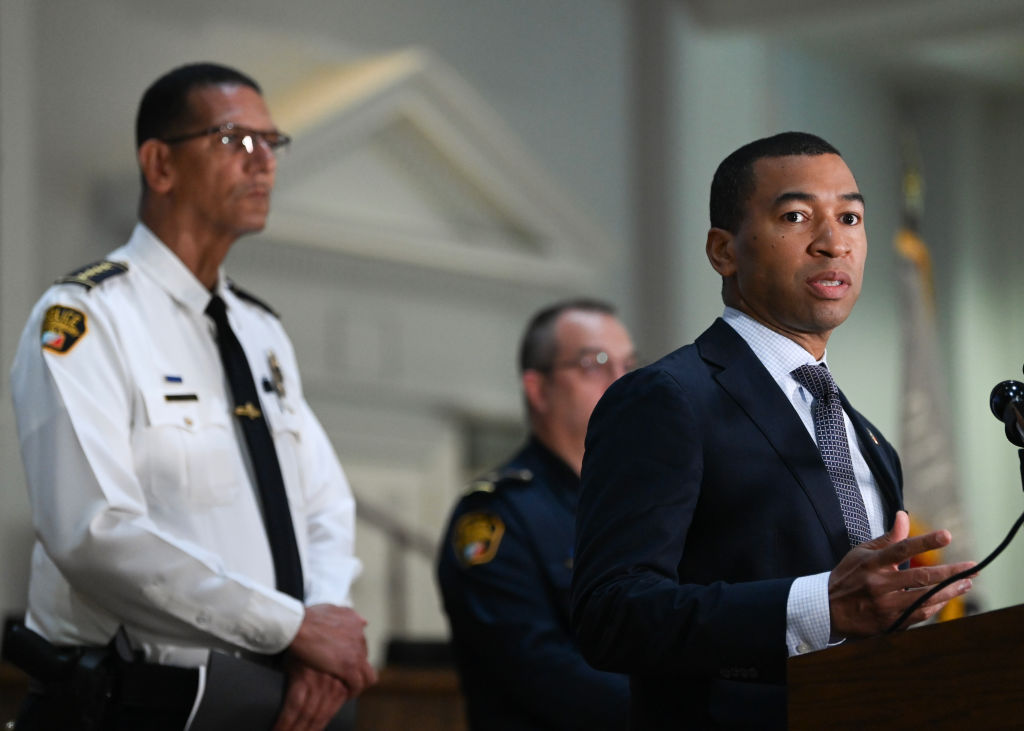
(888, 374), (1024, 633)
(990, 380), (1024, 447)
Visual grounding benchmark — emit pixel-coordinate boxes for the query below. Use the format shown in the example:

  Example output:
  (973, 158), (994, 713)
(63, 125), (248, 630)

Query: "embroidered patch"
(453, 512), (505, 567)
(41, 305), (87, 354)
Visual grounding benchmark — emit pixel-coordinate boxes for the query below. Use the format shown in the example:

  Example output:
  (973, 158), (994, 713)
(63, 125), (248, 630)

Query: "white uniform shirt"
(11, 223), (361, 667)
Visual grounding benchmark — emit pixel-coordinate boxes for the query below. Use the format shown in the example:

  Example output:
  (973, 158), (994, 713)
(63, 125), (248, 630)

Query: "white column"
(0, 0), (38, 618)
(1, 0), (38, 376)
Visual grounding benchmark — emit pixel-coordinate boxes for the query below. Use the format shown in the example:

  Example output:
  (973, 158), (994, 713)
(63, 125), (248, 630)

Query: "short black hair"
(518, 298), (617, 373)
(709, 132), (841, 233)
(135, 62), (262, 149)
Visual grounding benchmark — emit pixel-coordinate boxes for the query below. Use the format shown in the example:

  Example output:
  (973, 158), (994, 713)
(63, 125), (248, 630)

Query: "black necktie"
(791, 364), (873, 547)
(206, 294), (304, 599)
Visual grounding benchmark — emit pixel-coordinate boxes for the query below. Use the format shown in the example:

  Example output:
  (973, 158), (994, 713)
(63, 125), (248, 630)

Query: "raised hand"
(829, 511), (976, 637)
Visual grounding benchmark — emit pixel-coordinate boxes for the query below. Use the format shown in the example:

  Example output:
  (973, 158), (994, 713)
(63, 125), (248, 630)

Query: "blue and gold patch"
(55, 260), (128, 289)
(41, 305), (87, 354)
(453, 512), (505, 567)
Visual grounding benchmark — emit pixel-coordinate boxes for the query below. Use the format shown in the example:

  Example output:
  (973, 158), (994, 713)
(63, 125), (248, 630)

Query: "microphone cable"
(884, 505), (1024, 634)
(885, 377), (1024, 634)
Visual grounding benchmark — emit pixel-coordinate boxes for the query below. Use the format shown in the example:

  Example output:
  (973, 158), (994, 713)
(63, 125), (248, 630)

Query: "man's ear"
(521, 369), (548, 415)
(137, 139), (175, 195)
(706, 227), (738, 277)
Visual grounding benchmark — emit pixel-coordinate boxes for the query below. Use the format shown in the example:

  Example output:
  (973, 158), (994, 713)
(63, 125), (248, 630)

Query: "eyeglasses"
(545, 350), (638, 380)
(161, 123), (291, 154)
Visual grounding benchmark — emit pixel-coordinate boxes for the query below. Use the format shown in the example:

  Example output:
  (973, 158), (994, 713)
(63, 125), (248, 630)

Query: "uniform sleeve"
(571, 368), (792, 681)
(11, 291), (303, 653)
(439, 497), (628, 730)
(293, 398), (362, 608)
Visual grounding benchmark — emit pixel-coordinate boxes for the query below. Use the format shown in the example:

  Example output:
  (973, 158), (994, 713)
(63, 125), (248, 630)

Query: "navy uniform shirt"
(437, 437), (628, 730)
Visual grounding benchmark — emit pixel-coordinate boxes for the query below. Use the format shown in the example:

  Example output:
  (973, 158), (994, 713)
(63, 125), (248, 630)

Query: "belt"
(118, 661), (200, 713)
(18, 662), (199, 731)
(118, 650), (281, 709)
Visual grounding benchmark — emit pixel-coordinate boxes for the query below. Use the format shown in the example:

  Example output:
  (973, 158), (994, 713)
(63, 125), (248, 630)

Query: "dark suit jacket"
(571, 318), (903, 729)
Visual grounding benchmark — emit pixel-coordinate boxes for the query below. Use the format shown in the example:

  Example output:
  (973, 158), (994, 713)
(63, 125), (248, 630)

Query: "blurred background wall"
(4, 0), (1024, 662)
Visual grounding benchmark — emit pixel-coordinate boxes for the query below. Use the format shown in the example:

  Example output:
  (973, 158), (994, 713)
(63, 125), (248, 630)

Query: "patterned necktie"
(791, 364), (873, 547)
(206, 294), (305, 599)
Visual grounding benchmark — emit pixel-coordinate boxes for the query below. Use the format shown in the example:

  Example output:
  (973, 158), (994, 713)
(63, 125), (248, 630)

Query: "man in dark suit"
(571, 132), (976, 729)
(438, 299), (634, 730)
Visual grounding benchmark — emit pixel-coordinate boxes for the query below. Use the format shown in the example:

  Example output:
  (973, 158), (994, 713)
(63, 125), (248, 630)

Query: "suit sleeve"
(571, 368), (793, 682)
(439, 496), (629, 729)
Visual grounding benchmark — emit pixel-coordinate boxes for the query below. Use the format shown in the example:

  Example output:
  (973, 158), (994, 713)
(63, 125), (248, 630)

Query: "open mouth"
(807, 272), (851, 298)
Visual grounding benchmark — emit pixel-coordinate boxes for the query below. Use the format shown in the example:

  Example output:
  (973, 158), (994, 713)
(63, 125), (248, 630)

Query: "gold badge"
(41, 305), (87, 354)
(268, 352), (286, 398)
(453, 512), (505, 567)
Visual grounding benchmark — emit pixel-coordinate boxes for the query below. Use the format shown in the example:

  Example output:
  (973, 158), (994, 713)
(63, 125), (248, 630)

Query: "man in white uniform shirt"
(8, 62), (375, 730)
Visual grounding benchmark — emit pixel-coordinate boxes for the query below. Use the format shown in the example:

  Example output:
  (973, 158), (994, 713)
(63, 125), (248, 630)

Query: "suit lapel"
(697, 319), (851, 561)
(840, 392), (904, 521)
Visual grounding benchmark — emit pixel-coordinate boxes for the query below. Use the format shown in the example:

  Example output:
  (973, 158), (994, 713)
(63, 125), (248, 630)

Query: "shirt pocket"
(262, 399), (303, 499)
(135, 388), (242, 510)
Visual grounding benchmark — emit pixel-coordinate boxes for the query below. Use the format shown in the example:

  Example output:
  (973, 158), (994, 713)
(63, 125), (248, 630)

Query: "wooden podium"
(788, 604), (1024, 728)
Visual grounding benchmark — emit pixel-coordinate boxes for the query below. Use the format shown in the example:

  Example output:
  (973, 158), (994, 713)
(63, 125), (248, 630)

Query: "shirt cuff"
(232, 590), (305, 655)
(786, 571), (831, 657)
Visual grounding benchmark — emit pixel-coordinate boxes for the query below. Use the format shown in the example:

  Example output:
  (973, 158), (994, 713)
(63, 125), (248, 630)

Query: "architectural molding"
(265, 49), (613, 290)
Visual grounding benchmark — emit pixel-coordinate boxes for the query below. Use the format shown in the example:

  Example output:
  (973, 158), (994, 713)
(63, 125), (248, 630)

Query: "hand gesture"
(829, 511), (975, 637)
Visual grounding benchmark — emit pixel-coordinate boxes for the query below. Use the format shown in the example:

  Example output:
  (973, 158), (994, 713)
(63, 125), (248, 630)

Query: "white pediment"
(265, 49), (611, 289)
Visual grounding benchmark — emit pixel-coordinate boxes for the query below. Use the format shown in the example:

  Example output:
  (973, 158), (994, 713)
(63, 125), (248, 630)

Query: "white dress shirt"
(11, 223), (361, 667)
(721, 307), (885, 656)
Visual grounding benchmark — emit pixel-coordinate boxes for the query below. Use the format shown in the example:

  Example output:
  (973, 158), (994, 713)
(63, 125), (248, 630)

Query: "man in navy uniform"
(437, 299), (635, 730)
(571, 132), (976, 729)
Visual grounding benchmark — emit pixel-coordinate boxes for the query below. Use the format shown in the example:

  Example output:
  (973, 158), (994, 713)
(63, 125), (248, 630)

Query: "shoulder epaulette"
(464, 467), (534, 496)
(54, 260), (128, 290)
(228, 280), (278, 318)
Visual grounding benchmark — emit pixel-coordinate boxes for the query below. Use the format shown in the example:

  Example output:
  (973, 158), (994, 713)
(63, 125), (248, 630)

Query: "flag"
(895, 140), (973, 619)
